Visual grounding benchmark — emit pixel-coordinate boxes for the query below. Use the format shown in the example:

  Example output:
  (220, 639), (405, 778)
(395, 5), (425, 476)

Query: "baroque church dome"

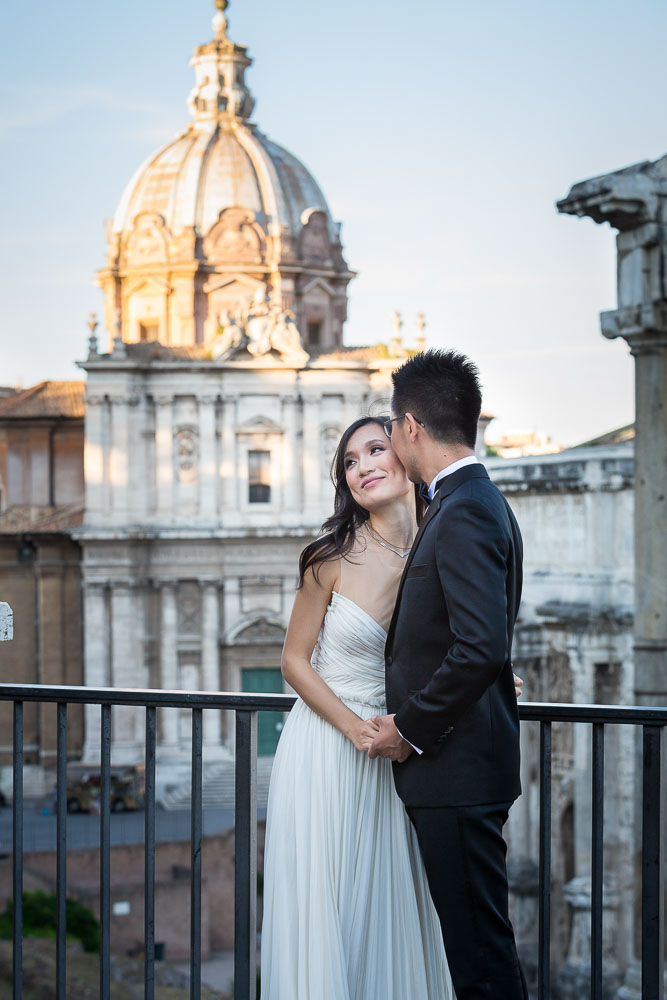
(112, 90), (335, 245)
(99, 0), (353, 354)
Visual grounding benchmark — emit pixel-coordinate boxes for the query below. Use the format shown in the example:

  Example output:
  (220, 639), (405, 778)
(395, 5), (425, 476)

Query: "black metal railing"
(0, 684), (665, 1000)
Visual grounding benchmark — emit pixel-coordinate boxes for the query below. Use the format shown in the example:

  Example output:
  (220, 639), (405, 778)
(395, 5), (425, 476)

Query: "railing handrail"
(1, 684), (664, 1000)
(0, 683), (665, 724)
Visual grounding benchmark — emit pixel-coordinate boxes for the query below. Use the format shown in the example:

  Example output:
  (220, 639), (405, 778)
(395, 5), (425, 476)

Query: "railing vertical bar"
(190, 708), (203, 1000)
(538, 720), (552, 1000)
(100, 704), (111, 1000)
(642, 725), (664, 1000)
(144, 706), (156, 1000)
(56, 703), (68, 1000)
(12, 702), (23, 1000)
(234, 710), (258, 1000)
(591, 722), (604, 1000)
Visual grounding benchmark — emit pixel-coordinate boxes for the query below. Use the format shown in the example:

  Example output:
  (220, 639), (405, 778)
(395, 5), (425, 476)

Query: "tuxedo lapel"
(385, 491), (442, 648)
(385, 463), (490, 652)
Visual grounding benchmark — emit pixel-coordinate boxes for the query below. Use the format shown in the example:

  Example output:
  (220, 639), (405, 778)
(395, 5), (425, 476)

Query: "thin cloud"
(0, 84), (176, 137)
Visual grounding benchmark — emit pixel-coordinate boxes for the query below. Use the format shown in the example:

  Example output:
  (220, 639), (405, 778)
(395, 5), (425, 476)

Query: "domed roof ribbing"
(111, 1), (335, 241)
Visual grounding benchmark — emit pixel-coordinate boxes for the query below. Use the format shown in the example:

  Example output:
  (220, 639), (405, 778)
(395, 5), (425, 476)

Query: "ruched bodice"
(312, 591), (387, 710)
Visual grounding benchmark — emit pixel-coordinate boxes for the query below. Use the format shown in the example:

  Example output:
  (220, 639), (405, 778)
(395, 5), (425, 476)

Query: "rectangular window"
(248, 449), (271, 503)
(139, 321), (159, 342)
(307, 320), (322, 345)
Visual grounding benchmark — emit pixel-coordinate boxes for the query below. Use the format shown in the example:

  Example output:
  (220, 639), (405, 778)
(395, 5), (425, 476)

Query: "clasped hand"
(356, 714), (413, 763)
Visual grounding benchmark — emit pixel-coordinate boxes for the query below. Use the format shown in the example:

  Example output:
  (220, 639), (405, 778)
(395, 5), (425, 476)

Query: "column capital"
(108, 393), (140, 406)
(601, 306), (667, 351)
(84, 394), (106, 406)
(198, 395), (218, 406)
(155, 394), (174, 407)
(109, 578), (141, 591)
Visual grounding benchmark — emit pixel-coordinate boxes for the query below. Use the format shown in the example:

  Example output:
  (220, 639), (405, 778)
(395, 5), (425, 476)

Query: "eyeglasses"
(383, 414), (425, 439)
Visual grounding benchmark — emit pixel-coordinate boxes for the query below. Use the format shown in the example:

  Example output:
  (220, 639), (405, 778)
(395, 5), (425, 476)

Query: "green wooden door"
(241, 668), (285, 756)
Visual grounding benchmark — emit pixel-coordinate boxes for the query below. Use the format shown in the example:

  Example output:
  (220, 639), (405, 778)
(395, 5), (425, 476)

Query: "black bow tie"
(418, 483), (431, 506)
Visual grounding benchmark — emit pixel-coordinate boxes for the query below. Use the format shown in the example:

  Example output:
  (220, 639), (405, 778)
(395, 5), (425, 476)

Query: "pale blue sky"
(2, 0), (665, 444)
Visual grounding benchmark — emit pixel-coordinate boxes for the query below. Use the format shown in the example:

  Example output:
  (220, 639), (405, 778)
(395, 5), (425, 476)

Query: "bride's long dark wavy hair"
(297, 415), (424, 587)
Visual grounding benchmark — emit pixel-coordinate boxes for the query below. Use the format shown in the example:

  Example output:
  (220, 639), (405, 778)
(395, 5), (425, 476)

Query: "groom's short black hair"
(391, 349), (482, 449)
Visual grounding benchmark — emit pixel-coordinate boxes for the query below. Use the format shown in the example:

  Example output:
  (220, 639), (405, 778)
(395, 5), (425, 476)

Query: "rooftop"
(0, 502), (85, 534)
(0, 382), (85, 420)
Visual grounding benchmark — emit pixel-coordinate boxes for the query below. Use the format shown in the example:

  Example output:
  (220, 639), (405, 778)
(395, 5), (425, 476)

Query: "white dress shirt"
(397, 454), (480, 754)
(428, 454), (480, 498)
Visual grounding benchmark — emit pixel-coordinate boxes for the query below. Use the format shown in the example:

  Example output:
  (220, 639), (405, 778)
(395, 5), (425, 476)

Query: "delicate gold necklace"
(364, 521), (412, 558)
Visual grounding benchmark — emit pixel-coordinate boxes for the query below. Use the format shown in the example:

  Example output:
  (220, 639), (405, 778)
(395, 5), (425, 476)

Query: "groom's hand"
(368, 714), (413, 762)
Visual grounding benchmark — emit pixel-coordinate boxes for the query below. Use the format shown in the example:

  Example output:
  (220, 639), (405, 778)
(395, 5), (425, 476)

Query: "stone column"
(84, 394), (106, 523)
(629, 338), (667, 705)
(110, 582), (143, 761)
(82, 580), (108, 761)
(155, 395), (174, 524)
(302, 394), (321, 522)
(201, 582), (221, 748)
(345, 391), (366, 430)
(220, 395), (237, 511)
(159, 582), (179, 750)
(199, 395), (218, 521)
(281, 394), (300, 513)
(558, 157), (667, 997)
(558, 876), (624, 998)
(132, 392), (149, 522)
(222, 577), (241, 755)
(109, 396), (131, 524)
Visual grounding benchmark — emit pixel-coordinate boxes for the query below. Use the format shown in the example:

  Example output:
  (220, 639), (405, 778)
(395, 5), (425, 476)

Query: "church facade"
(76, 2), (431, 763)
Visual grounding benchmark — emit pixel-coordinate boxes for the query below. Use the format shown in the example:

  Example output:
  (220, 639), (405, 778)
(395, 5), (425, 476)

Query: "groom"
(369, 350), (528, 999)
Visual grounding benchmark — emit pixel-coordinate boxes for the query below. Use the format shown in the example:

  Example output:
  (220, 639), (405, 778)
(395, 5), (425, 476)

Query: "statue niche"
(124, 212), (169, 265)
(174, 425), (199, 484)
(204, 207), (265, 264)
(298, 209), (331, 265)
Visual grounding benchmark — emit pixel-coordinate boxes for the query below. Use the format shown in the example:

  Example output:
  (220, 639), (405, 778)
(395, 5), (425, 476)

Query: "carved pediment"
(299, 276), (336, 298)
(236, 415), (283, 434)
(234, 618), (286, 644)
(204, 207), (265, 264)
(124, 213), (169, 265)
(123, 275), (171, 297)
(204, 274), (265, 296)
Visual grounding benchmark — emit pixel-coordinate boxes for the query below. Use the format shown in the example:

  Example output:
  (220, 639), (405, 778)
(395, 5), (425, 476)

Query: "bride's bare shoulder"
(303, 552), (341, 596)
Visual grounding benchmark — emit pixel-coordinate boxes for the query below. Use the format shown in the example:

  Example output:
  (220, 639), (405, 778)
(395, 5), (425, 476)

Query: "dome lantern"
(97, 1), (355, 356)
(187, 0), (255, 124)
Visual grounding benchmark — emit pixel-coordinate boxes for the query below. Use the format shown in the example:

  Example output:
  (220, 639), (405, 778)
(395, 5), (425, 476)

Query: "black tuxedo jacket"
(385, 463), (523, 807)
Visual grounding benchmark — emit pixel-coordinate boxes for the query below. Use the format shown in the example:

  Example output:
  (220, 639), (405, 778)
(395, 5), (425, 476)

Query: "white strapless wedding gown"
(260, 591), (452, 999)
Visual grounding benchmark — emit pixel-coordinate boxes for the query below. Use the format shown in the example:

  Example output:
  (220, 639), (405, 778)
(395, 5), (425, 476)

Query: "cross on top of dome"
(187, 0), (255, 124)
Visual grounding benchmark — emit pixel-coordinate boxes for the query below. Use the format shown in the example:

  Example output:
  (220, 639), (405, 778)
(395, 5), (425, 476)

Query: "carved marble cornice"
(108, 394), (141, 406)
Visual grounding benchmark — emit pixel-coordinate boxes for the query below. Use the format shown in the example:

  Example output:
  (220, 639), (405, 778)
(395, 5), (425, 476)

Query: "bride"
(260, 416), (521, 999)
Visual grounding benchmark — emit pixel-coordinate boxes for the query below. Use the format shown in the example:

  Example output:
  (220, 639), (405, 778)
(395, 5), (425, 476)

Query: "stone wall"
(0, 536), (84, 780)
(0, 822), (265, 961)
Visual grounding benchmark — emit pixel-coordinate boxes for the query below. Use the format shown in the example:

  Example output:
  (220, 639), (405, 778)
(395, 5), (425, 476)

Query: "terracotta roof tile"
(0, 382), (85, 419)
(0, 503), (84, 534)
